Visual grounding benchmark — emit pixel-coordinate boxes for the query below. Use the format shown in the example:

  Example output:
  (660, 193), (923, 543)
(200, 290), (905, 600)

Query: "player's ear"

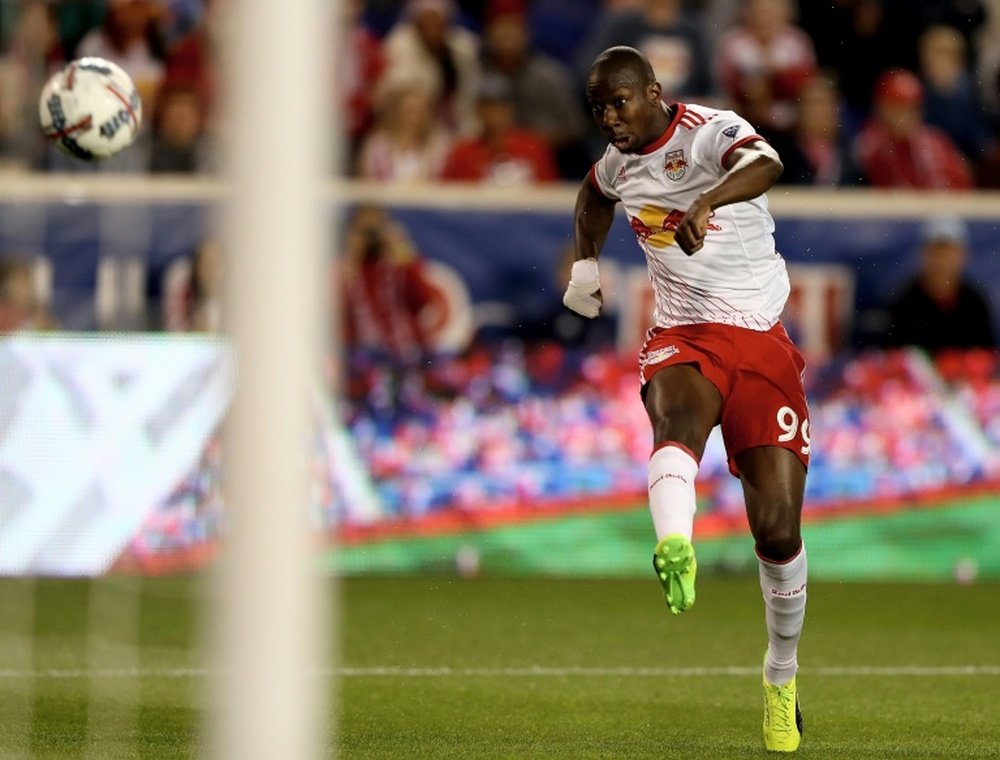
(647, 80), (662, 105)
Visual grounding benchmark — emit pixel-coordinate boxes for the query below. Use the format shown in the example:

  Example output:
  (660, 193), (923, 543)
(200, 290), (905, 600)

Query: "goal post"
(211, 0), (336, 758)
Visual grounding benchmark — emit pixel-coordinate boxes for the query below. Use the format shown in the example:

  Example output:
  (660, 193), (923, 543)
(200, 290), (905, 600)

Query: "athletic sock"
(758, 543), (807, 686)
(647, 442), (699, 541)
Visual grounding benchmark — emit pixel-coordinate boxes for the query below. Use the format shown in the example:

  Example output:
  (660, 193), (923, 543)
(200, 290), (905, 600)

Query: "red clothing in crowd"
(165, 27), (217, 118)
(715, 25), (817, 133)
(343, 257), (445, 362)
(855, 121), (973, 190)
(441, 129), (558, 183)
(343, 24), (385, 144)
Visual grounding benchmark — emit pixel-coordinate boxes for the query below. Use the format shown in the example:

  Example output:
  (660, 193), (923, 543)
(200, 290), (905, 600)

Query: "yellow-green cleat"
(652, 534), (696, 615)
(762, 664), (803, 752)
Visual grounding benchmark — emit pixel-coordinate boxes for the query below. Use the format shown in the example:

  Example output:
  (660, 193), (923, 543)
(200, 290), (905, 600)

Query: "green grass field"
(1, 574), (998, 759)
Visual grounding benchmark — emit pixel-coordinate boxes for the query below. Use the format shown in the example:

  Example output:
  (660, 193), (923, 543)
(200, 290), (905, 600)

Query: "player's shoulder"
(596, 141), (627, 170)
(675, 103), (747, 133)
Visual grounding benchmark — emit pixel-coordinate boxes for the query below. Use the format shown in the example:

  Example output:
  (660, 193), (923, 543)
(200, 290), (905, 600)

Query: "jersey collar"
(639, 103), (686, 155)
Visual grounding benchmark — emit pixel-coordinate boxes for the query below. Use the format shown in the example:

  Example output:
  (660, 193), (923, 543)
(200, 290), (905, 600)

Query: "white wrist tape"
(569, 258), (600, 287)
(563, 258), (602, 318)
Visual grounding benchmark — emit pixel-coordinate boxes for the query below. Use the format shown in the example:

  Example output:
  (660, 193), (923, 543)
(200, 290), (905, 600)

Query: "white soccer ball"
(39, 57), (142, 161)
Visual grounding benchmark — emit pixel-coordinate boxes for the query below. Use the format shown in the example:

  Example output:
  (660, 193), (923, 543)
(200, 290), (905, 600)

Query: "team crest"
(664, 150), (687, 181)
(722, 124), (740, 139)
(615, 165), (626, 184)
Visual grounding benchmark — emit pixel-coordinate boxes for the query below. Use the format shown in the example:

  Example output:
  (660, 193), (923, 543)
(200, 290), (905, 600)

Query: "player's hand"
(563, 258), (603, 318)
(676, 197), (712, 256)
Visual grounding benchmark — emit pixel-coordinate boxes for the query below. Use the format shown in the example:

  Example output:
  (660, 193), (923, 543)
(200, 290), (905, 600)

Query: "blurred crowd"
(3, 0), (1000, 188)
(121, 339), (1000, 560)
(339, 342), (1000, 520)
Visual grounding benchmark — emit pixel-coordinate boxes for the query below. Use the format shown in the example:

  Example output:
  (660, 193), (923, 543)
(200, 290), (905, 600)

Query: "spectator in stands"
(149, 85), (212, 173)
(480, 0), (589, 178)
(160, 240), (223, 331)
(186, 239), (224, 332)
(523, 0), (603, 66)
(159, 0), (204, 45)
(440, 73), (559, 184)
(163, 0), (220, 126)
(975, 0), (1000, 121)
(0, 0), (65, 169)
(698, 0), (741, 48)
(380, 0), (481, 136)
(356, 76), (453, 182)
(340, 205), (447, 365)
(854, 68), (974, 189)
(770, 75), (862, 186)
(885, 216), (996, 352)
(574, 0), (713, 101)
(161, 239), (223, 332)
(916, 0), (987, 67)
(917, 24), (991, 160)
(796, 1), (912, 128)
(0, 258), (56, 332)
(714, 0), (816, 137)
(342, 0), (385, 157)
(77, 0), (167, 117)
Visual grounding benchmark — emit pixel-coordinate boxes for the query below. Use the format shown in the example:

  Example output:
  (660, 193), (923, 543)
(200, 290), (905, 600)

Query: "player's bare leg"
(642, 365), (720, 614)
(737, 446), (807, 751)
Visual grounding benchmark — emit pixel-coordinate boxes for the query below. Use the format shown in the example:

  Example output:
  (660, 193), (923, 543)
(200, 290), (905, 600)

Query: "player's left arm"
(675, 140), (783, 255)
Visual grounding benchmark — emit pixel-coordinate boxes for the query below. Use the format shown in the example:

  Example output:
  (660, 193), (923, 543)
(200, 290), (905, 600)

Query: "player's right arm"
(564, 176), (617, 318)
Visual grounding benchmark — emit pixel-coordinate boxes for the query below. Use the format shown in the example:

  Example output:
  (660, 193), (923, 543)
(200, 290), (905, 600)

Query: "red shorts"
(639, 321), (810, 477)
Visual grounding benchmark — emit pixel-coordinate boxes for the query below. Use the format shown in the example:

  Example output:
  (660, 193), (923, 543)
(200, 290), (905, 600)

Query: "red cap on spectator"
(874, 69), (923, 105)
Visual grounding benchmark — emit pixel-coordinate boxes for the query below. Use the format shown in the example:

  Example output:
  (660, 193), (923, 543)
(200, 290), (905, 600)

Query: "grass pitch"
(0, 575), (998, 758)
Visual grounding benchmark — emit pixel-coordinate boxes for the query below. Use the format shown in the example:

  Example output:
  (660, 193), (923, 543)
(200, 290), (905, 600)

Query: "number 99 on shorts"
(776, 406), (810, 456)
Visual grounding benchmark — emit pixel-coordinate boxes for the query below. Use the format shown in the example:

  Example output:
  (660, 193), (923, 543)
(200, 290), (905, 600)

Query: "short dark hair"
(589, 46), (656, 88)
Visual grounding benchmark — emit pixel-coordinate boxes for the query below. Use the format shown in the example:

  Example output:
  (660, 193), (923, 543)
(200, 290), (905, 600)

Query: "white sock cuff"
(649, 442), (700, 476)
(757, 542), (807, 582)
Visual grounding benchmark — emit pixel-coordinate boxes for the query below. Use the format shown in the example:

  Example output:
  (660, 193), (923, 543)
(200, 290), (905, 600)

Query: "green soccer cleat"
(762, 665), (803, 752)
(652, 534), (696, 615)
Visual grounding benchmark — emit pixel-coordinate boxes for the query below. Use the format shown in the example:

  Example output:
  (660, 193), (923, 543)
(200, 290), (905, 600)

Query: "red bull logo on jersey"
(629, 205), (721, 248)
(664, 149), (687, 180)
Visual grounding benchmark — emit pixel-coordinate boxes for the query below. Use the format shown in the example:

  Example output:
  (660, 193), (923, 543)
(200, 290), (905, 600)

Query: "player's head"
(586, 46), (669, 153)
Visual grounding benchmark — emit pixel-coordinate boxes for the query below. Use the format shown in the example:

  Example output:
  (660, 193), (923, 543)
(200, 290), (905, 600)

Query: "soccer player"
(564, 46), (809, 752)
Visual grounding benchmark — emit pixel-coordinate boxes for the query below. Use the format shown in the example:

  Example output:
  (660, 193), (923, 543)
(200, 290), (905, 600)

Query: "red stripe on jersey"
(639, 104), (687, 155)
(721, 134), (765, 169)
(679, 109), (706, 130)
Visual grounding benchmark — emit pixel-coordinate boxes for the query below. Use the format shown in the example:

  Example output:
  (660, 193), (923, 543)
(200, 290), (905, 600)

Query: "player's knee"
(753, 520), (801, 563)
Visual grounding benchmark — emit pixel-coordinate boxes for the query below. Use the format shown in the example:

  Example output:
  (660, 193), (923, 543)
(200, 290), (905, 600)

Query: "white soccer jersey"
(590, 103), (790, 331)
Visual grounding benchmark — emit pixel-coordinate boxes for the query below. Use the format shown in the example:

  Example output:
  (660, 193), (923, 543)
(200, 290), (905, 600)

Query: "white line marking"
(0, 665), (998, 680)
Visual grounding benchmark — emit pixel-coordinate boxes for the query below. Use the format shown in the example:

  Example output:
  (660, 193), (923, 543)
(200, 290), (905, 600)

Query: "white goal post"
(211, 1), (334, 759)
